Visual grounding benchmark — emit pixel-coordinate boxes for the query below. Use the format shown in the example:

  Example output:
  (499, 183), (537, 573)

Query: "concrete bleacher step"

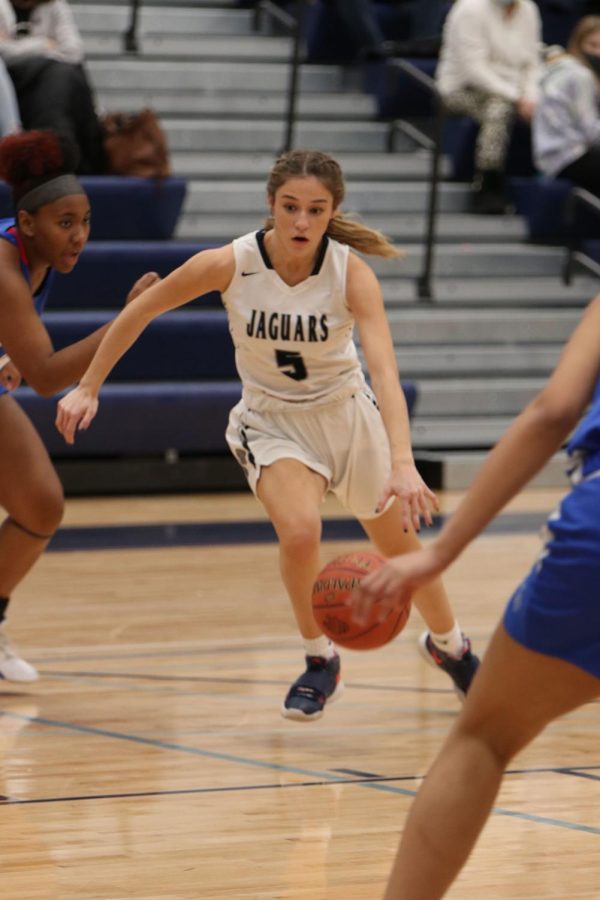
(371, 244), (574, 279)
(95, 89), (377, 120)
(75, 0), (237, 6)
(181, 180), (472, 213)
(162, 118), (411, 154)
(392, 345), (562, 378)
(417, 450), (570, 490)
(74, 4), (256, 36)
(87, 59), (351, 92)
(176, 210), (526, 243)
(413, 377), (546, 417)
(410, 415), (517, 449)
(378, 276), (597, 307)
(85, 33), (294, 61)
(168, 150), (447, 181)
(384, 308), (581, 344)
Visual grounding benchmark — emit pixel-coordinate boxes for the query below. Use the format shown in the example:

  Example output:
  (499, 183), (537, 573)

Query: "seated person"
(0, 0), (106, 174)
(437, 0), (542, 213)
(0, 56), (19, 135)
(533, 16), (600, 196)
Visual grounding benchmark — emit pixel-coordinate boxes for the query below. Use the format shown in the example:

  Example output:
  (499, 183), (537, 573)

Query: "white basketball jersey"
(222, 230), (366, 409)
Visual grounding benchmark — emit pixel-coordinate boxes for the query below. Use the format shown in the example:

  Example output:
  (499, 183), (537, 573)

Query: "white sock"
(304, 635), (336, 659)
(430, 623), (465, 658)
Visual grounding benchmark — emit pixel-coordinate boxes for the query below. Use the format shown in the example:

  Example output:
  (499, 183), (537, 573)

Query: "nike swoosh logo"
(241, 271), (259, 277)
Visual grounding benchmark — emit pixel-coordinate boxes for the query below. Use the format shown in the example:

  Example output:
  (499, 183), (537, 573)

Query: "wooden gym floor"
(1, 487), (598, 899)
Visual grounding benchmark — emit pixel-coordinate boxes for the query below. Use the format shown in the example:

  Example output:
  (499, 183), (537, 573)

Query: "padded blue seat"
(0, 176), (187, 241)
(442, 116), (535, 181)
(16, 382), (242, 457)
(296, 1), (412, 64)
(17, 379), (418, 459)
(45, 310), (237, 381)
(47, 241), (222, 310)
(510, 176), (600, 241)
(509, 176), (572, 240)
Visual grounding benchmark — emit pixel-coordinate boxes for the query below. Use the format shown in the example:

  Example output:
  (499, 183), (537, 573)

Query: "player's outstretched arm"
(55, 245), (235, 444)
(351, 293), (600, 619)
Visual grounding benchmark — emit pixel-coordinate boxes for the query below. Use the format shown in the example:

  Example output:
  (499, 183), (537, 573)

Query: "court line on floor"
(45, 512), (547, 553)
(0, 711), (598, 835)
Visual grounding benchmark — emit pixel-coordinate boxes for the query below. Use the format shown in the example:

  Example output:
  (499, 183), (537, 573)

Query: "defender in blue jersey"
(0, 130), (156, 682)
(352, 294), (600, 899)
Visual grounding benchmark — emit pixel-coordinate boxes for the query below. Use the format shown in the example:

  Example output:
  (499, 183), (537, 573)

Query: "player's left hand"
(376, 462), (439, 532)
(125, 271), (161, 305)
(0, 359), (21, 391)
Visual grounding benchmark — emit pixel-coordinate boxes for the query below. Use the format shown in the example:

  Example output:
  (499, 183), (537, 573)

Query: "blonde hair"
(264, 149), (402, 259)
(567, 15), (600, 62)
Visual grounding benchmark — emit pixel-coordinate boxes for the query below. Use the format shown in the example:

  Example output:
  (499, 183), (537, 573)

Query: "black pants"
(560, 148), (600, 197)
(8, 56), (106, 175)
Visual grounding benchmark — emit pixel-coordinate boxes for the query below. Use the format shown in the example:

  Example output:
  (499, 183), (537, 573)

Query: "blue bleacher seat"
(47, 241), (222, 310)
(45, 310), (237, 381)
(297, 1), (412, 64)
(509, 175), (573, 240)
(0, 176), (187, 241)
(510, 176), (600, 242)
(17, 377), (418, 460)
(442, 116), (536, 181)
(24, 305), (419, 461)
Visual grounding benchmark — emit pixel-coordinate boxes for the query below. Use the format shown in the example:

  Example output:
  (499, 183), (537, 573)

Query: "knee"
(24, 481), (65, 536)
(275, 512), (322, 557)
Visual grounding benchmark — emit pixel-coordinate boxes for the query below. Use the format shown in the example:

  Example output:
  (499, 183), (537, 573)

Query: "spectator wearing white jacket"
(533, 17), (600, 195)
(437, 0), (542, 212)
(0, 57), (19, 135)
(0, 0), (105, 173)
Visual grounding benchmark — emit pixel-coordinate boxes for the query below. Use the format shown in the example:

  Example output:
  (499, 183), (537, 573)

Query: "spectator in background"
(0, 57), (19, 135)
(533, 16), (600, 195)
(437, 0), (542, 213)
(326, 0), (401, 60)
(0, 0), (106, 173)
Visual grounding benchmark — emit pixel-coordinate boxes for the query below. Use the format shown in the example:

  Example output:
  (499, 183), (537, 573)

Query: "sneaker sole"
(417, 632), (466, 703)
(280, 679), (344, 722)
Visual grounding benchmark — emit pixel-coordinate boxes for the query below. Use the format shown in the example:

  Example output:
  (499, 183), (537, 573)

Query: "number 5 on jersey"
(275, 349), (308, 381)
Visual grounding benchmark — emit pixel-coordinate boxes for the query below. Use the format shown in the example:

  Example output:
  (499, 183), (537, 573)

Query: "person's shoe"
(0, 628), (39, 682)
(471, 169), (510, 215)
(418, 632), (479, 701)
(281, 653), (343, 721)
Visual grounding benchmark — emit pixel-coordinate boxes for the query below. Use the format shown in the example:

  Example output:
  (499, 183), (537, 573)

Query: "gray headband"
(17, 174), (86, 213)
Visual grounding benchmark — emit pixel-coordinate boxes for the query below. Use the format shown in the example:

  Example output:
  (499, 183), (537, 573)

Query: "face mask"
(583, 51), (600, 75)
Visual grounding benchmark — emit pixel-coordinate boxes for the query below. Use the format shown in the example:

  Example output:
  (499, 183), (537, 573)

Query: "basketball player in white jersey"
(55, 149), (479, 720)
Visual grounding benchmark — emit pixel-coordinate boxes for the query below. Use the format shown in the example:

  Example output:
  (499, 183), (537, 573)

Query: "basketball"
(312, 550), (411, 650)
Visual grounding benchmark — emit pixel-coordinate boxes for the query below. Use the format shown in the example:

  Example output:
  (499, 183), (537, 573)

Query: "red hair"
(0, 130), (78, 194)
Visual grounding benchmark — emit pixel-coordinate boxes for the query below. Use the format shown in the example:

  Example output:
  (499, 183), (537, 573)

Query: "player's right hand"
(55, 386), (99, 444)
(126, 271), (161, 305)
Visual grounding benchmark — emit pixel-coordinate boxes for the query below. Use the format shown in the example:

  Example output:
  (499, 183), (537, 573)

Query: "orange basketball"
(312, 550), (411, 650)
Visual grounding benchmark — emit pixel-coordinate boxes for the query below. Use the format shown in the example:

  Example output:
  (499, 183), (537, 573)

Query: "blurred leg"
(383, 624), (600, 900)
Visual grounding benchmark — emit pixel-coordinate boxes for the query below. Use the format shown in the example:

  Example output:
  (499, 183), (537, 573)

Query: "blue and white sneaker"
(281, 653), (343, 721)
(418, 632), (479, 701)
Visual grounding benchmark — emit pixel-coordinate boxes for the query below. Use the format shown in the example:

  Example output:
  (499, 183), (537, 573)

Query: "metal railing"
(563, 187), (600, 285)
(255, 0), (311, 153)
(124, 0), (141, 53)
(386, 59), (445, 302)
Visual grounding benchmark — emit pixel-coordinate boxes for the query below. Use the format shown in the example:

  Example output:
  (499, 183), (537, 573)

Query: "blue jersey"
(0, 218), (55, 395)
(567, 376), (600, 457)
